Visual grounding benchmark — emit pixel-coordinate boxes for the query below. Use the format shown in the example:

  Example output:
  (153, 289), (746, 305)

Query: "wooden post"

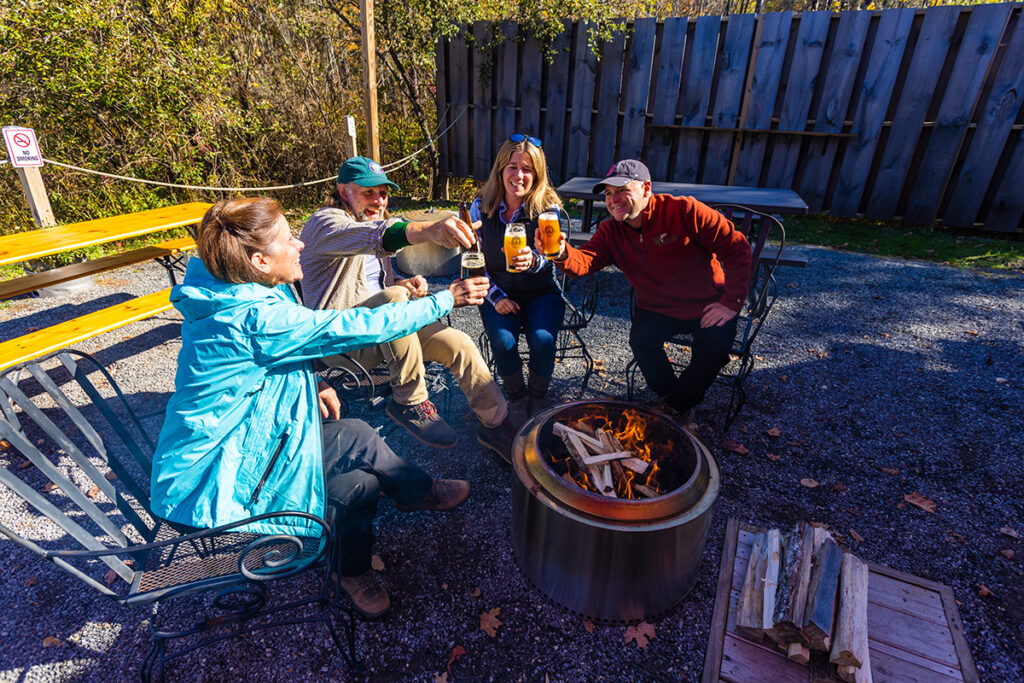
(16, 166), (56, 228)
(341, 115), (359, 160)
(358, 0), (380, 162)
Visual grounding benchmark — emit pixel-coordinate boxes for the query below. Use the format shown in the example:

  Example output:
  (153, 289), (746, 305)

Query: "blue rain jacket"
(151, 258), (454, 537)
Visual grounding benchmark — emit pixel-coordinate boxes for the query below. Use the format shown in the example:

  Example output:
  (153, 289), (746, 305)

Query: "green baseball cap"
(336, 156), (399, 191)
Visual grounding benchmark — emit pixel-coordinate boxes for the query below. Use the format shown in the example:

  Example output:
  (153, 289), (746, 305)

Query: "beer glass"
(538, 211), (561, 258)
(460, 251), (486, 280)
(504, 223), (527, 272)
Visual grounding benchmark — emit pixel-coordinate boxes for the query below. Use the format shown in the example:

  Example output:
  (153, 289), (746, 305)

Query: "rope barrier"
(6, 105), (467, 192)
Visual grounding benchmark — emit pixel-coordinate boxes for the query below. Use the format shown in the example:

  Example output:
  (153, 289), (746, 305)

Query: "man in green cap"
(299, 157), (517, 461)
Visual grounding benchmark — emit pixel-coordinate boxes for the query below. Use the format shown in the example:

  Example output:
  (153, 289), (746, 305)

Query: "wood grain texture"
(568, 22), (599, 178)
(673, 15), (721, 183)
(704, 14), (756, 185)
(448, 29), (471, 176)
(619, 17), (658, 160)
(471, 21), (494, 180)
(542, 23), (573, 185)
(496, 21), (519, 141)
(519, 33), (544, 137)
(647, 16), (688, 180)
(591, 22), (627, 177)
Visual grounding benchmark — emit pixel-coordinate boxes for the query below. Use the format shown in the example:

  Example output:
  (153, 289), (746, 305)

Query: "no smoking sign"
(2, 126), (44, 167)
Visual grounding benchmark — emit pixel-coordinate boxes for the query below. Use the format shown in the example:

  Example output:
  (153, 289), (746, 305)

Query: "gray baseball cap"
(592, 159), (651, 193)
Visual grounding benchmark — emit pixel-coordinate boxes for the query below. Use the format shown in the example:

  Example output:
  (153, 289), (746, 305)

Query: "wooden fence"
(434, 5), (1024, 232)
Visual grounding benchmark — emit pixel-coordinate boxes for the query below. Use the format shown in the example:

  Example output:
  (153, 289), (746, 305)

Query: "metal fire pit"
(511, 400), (720, 623)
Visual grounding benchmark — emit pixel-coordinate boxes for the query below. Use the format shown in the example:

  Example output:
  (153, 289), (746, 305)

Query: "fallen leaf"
(766, 427), (782, 437)
(0, 440), (7, 450)
(104, 569), (118, 586)
(977, 584), (993, 597)
(964, 330), (979, 336)
(583, 620), (595, 633)
(18, 459), (33, 470)
(1000, 526), (1021, 539)
(830, 482), (848, 493)
(765, 453), (780, 462)
(800, 478), (820, 489)
(945, 530), (968, 545)
(1001, 549), (1014, 560)
(849, 529), (865, 542)
(995, 377), (1008, 384)
(446, 645), (465, 673)
(42, 636), (64, 648)
(86, 485), (101, 499)
(104, 471), (117, 480)
(434, 673), (448, 683)
(24, 577), (38, 587)
(881, 333), (892, 338)
(371, 555), (385, 571)
(879, 466), (900, 476)
(896, 502), (906, 509)
(480, 607), (502, 637)
(468, 587), (481, 597)
(42, 482), (58, 493)
(624, 621), (656, 649)
(903, 492), (936, 513)
(722, 439), (750, 455)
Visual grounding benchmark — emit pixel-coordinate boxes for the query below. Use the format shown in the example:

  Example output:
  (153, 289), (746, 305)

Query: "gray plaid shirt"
(298, 207), (401, 311)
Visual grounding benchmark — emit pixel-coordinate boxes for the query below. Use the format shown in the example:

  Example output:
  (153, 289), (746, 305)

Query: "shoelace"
(415, 400), (439, 420)
(357, 574), (381, 596)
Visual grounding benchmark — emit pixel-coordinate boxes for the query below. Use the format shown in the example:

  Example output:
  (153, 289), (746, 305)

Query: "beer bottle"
(459, 201), (481, 253)
(458, 201), (486, 279)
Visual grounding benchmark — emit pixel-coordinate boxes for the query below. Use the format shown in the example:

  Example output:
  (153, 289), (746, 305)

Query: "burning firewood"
(633, 483), (659, 498)
(552, 419), (661, 498)
(581, 451), (632, 466)
(552, 423), (603, 452)
(621, 458), (651, 475)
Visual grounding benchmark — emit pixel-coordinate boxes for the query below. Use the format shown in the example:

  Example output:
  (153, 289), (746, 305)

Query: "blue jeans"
(629, 307), (739, 412)
(480, 293), (565, 378)
(321, 419), (431, 576)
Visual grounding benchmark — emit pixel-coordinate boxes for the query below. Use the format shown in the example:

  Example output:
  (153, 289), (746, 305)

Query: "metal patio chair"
(478, 266), (599, 399)
(625, 204), (785, 429)
(0, 350), (359, 681)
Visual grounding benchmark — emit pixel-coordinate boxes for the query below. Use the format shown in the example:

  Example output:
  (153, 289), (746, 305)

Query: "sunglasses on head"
(509, 133), (542, 148)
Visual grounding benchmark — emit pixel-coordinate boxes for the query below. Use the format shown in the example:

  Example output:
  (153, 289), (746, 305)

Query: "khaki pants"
(324, 286), (508, 428)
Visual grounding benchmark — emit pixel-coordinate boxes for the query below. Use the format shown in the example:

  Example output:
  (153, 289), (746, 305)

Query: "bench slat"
(0, 238), (195, 301)
(0, 289), (175, 371)
(0, 203), (210, 266)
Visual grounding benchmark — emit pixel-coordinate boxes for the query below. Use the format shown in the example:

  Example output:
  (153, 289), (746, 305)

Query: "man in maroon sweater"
(541, 160), (752, 416)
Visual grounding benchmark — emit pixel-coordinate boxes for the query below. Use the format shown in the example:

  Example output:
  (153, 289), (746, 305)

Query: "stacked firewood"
(552, 422), (658, 498)
(736, 522), (871, 683)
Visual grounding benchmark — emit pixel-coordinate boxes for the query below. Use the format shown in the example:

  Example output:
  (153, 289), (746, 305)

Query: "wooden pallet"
(702, 519), (979, 683)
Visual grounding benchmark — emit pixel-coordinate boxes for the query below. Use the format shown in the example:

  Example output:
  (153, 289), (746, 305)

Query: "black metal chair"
(478, 267), (599, 399)
(0, 350), (359, 681)
(625, 204), (786, 429)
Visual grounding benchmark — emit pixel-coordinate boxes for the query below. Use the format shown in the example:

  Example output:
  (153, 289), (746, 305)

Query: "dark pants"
(321, 419), (431, 576)
(629, 307), (738, 413)
(480, 292), (565, 378)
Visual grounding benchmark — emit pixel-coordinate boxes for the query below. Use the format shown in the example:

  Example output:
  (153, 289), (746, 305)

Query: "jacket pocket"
(249, 427), (290, 504)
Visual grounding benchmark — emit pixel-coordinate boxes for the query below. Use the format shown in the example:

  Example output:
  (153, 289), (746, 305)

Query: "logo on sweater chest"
(651, 232), (680, 247)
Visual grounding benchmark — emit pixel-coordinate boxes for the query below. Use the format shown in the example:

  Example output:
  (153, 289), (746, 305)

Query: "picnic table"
(0, 202), (212, 371)
(556, 178), (809, 268)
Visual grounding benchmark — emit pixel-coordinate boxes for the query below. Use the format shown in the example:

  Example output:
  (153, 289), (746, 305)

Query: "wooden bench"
(0, 202), (211, 371)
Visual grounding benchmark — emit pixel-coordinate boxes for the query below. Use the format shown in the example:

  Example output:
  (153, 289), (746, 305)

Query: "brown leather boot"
(394, 479), (470, 511)
(501, 371), (528, 428)
(337, 572), (391, 619)
(527, 371), (553, 416)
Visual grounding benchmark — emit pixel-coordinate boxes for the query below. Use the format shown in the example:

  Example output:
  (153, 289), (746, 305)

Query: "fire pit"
(511, 400), (720, 622)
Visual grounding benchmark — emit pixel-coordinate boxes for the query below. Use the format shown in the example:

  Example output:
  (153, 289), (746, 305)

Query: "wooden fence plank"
(449, 29), (471, 177)
(568, 22), (599, 178)
(797, 10), (872, 213)
(704, 14), (756, 185)
(866, 6), (961, 220)
(733, 11), (793, 187)
(647, 16), (689, 180)
(764, 11), (832, 190)
(672, 15), (721, 183)
(905, 3), (1012, 224)
(519, 33), (544, 138)
(435, 38), (450, 178)
(984, 128), (1024, 231)
(619, 17), (658, 160)
(496, 21), (519, 140)
(946, 15), (1024, 228)
(832, 8), (916, 217)
(471, 21), (494, 180)
(592, 23), (628, 176)
(542, 22), (573, 184)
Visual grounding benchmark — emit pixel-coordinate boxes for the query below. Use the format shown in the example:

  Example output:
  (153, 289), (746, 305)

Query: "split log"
(621, 458), (651, 475)
(786, 642), (810, 664)
(831, 553), (870, 671)
(581, 451), (632, 466)
(802, 535), (842, 651)
(761, 529), (782, 641)
(772, 522), (815, 645)
(633, 483), (659, 498)
(553, 422), (604, 452)
(609, 459), (627, 491)
(555, 427), (601, 490)
(837, 643), (872, 683)
(736, 532), (769, 639)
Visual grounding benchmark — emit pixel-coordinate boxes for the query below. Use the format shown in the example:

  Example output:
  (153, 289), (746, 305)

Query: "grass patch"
(784, 215), (1024, 271)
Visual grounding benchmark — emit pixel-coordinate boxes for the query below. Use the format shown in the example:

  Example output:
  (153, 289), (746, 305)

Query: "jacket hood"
(171, 257), (287, 323)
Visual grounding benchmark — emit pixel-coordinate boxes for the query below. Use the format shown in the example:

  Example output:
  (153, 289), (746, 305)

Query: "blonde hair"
(478, 139), (562, 220)
(195, 198), (284, 284)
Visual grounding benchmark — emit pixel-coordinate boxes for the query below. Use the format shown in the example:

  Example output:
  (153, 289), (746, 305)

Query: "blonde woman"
(470, 134), (568, 423)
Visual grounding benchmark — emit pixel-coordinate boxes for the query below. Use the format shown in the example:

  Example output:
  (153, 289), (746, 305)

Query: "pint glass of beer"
(538, 211), (561, 258)
(504, 223), (527, 272)
(460, 251), (486, 280)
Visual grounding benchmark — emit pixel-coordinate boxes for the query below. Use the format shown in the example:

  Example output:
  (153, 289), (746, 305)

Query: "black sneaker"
(394, 479), (470, 511)
(477, 416), (518, 464)
(385, 398), (457, 448)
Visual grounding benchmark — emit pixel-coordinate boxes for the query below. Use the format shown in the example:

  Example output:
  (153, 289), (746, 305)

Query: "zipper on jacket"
(250, 430), (289, 504)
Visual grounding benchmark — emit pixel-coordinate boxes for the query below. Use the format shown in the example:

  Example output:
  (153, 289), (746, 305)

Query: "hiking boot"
(337, 572), (391, 619)
(385, 397), (457, 448)
(501, 371), (529, 429)
(477, 416), (519, 464)
(394, 479), (470, 512)
(527, 371), (553, 417)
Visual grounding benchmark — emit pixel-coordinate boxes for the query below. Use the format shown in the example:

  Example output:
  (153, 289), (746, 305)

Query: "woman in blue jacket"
(150, 197), (488, 618)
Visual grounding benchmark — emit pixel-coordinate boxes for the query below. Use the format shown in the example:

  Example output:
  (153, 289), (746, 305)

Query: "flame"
(561, 407), (664, 497)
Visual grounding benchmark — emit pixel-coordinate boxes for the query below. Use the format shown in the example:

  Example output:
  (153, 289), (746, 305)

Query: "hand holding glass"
(537, 211), (561, 258)
(504, 223), (528, 272)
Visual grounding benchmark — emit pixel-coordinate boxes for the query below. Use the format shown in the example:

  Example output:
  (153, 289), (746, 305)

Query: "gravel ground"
(0, 246), (1022, 682)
